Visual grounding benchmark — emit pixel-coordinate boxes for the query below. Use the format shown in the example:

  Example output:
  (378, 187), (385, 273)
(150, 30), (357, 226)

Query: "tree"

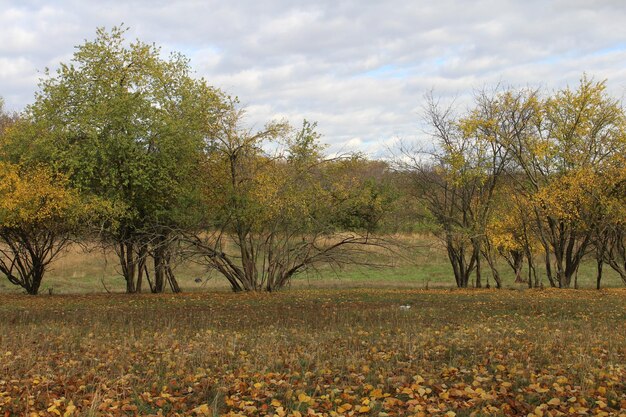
(24, 26), (227, 293)
(0, 163), (98, 294)
(190, 108), (396, 292)
(1, 100), (91, 295)
(434, 78), (626, 289)
(397, 90), (536, 288)
(489, 77), (626, 288)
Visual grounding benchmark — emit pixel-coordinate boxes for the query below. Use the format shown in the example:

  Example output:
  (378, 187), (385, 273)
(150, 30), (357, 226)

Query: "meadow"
(1, 239), (626, 416)
(1, 288), (625, 416)
(0, 238), (623, 295)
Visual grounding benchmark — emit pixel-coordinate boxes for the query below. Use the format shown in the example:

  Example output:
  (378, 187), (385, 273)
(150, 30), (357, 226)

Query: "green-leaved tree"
(23, 26), (228, 293)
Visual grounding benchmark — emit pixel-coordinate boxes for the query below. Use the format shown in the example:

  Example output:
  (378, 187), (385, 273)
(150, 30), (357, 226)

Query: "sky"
(2, 0), (626, 156)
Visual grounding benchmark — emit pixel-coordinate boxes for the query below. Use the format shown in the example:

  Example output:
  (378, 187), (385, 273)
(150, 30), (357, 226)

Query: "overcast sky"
(2, 0), (626, 155)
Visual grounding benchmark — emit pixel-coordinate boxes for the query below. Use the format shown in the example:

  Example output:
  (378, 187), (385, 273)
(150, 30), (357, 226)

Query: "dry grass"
(1, 235), (623, 295)
(1, 288), (625, 416)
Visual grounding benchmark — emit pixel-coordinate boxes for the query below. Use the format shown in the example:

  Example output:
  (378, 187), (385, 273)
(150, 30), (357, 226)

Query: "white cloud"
(2, 0), (626, 155)
(0, 57), (32, 78)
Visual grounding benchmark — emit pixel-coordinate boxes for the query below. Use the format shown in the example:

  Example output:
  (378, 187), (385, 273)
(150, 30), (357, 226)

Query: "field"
(1, 289), (625, 416)
(0, 238), (624, 295)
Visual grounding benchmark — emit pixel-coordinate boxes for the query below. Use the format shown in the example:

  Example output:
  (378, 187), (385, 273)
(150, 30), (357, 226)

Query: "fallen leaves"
(0, 289), (625, 416)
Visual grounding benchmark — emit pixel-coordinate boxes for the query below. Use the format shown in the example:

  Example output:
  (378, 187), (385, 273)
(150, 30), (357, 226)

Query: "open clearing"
(1, 289), (625, 416)
(1, 239), (623, 295)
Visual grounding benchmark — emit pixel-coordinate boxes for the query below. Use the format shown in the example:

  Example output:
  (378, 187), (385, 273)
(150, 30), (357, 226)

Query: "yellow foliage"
(533, 169), (599, 227)
(0, 163), (81, 229)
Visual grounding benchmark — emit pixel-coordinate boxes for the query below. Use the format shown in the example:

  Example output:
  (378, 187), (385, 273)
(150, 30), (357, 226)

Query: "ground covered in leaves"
(1, 289), (625, 416)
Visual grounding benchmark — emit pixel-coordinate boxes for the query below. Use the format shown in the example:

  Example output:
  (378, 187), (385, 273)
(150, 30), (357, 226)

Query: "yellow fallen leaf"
(547, 398), (560, 406)
(192, 404), (212, 416)
(338, 403), (353, 413)
(63, 401), (76, 417)
(370, 389), (383, 399)
(47, 405), (61, 416)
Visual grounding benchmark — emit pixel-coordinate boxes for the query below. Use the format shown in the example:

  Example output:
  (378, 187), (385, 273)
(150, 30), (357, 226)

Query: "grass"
(1, 289), (625, 416)
(0, 236), (623, 295)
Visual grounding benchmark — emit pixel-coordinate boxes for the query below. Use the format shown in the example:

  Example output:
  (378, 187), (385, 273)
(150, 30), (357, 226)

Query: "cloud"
(2, 0), (626, 155)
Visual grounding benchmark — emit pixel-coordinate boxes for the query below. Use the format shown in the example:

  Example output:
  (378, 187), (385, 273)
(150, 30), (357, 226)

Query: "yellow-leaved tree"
(0, 163), (99, 294)
(443, 77), (626, 288)
(486, 189), (539, 287)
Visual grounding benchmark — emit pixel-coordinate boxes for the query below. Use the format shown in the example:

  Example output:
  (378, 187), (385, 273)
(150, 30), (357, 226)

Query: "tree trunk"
(512, 251), (524, 283)
(27, 265), (45, 295)
(136, 245), (148, 293)
(524, 252), (536, 289)
(491, 267), (501, 289)
(153, 249), (165, 293)
(527, 260), (533, 288)
(446, 237), (475, 288)
(544, 248), (556, 287)
(119, 241), (137, 294)
(166, 265), (181, 293)
(596, 258), (603, 290)
(475, 249), (482, 288)
(483, 247), (502, 289)
(605, 229), (626, 285)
